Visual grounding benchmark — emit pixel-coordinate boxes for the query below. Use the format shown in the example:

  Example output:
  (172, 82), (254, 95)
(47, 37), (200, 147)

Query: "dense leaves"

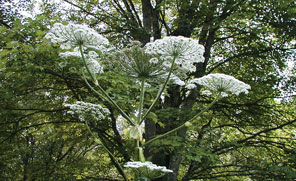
(0, 0), (295, 180)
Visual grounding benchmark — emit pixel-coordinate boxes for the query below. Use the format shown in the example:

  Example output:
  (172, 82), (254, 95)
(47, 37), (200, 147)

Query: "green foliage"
(0, 0), (295, 180)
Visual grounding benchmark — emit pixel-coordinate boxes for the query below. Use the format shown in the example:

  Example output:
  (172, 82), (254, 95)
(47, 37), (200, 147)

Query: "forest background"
(0, 0), (295, 180)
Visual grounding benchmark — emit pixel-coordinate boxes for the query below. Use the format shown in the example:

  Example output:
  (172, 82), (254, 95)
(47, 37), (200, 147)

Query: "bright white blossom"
(162, 60), (171, 68)
(149, 57), (159, 64)
(201, 90), (212, 96)
(124, 161), (173, 178)
(221, 92), (229, 97)
(84, 51), (104, 74)
(186, 83), (196, 89)
(145, 36), (205, 72)
(45, 23), (110, 51)
(187, 73), (251, 96)
(65, 101), (110, 121)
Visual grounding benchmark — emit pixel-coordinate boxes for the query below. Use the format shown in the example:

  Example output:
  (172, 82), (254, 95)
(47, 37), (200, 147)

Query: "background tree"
(0, 14), (122, 180)
(0, 0), (295, 180)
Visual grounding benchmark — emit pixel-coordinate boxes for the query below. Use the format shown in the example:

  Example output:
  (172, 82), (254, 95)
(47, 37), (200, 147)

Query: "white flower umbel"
(85, 51), (104, 74)
(145, 36), (205, 72)
(124, 161), (173, 179)
(86, 58), (104, 74)
(60, 48), (104, 75)
(65, 101), (110, 121)
(45, 23), (110, 51)
(187, 73), (251, 96)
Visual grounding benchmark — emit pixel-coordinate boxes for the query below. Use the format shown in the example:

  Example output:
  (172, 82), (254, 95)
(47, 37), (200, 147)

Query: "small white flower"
(65, 101), (110, 121)
(201, 90), (212, 96)
(162, 60), (171, 68)
(116, 115), (128, 136)
(86, 58), (104, 74)
(221, 92), (228, 97)
(60, 42), (71, 49)
(186, 83), (196, 89)
(189, 73), (251, 96)
(164, 73), (185, 86)
(149, 58), (159, 64)
(88, 51), (99, 58)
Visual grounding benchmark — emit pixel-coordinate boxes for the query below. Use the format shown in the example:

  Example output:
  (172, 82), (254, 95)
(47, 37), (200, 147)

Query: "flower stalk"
(140, 57), (176, 125)
(138, 78), (146, 124)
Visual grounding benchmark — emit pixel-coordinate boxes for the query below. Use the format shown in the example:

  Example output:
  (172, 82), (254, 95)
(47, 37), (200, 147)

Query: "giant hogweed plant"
(45, 23), (251, 180)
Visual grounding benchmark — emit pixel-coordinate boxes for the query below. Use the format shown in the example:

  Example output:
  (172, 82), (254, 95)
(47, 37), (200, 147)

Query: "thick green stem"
(84, 120), (128, 181)
(137, 78), (146, 124)
(79, 45), (97, 83)
(144, 93), (220, 146)
(140, 58), (176, 124)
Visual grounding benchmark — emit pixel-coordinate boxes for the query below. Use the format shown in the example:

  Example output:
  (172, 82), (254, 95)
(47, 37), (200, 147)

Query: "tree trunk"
(141, 0), (153, 44)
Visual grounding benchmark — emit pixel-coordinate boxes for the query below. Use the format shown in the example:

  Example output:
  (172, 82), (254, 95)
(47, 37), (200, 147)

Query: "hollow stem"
(137, 78), (146, 124)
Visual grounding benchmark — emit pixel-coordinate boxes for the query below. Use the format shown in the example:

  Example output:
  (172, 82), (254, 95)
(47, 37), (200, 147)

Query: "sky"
(18, 0), (70, 18)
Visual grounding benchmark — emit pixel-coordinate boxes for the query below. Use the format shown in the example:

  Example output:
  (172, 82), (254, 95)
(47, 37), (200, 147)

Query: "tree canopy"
(0, 0), (295, 180)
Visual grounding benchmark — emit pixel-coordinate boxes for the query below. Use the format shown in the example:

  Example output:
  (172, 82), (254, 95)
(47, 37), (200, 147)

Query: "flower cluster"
(46, 23), (110, 75)
(65, 101), (110, 121)
(145, 36), (205, 72)
(60, 48), (104, 74)
(162, 73), (186, 86)
(124, 161), (173, 179)
(45, 23), (110, 51)
(59, 47), (82, 58)
(186, 73), (251, 97)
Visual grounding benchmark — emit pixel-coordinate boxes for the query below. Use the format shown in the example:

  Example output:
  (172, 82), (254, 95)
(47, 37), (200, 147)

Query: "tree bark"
(141, 0), (153, 43)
